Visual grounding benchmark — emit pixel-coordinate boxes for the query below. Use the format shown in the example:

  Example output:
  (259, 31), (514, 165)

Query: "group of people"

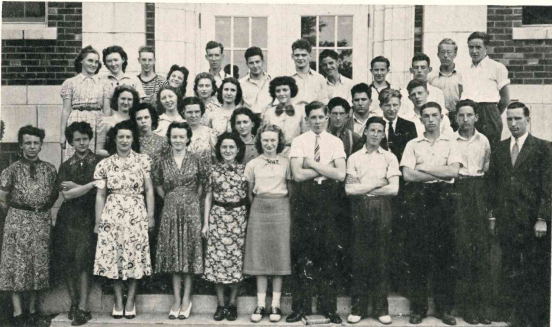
(0, 30), (550, 327)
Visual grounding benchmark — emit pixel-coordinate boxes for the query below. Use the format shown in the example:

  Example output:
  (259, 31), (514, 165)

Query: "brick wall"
(487, 5), (552, 85)
(146, 3), (155, 48)
(1, 2), (83, 86)
(414, 5), (423, 54)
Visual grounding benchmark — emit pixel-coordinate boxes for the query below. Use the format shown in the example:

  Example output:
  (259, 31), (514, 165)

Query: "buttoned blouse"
(289, 130), (346, 165)
(453, 130), (491, 176)
(245, 155), (291, 196)
(60, 73), (110, 109)
(291, 70), (329, 107)
(326, 74), (355, 104)
(461, 56), (510, 103)
(240, 73), (274, 115)
(262, 105), (309, 146)
(94, 150), (151, 194)
(104, 73), (146, 99)
(347, 147), (401, 185)
(400, 134), (464, 183)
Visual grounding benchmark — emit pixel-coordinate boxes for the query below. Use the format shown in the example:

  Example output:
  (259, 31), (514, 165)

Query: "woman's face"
(135, 109), (152, 134)
(197, 78), (214, 100)
(117, 91), (134, 113)
(170, 128), (188, 152)
(81, 52), (99, 75)
(183, 104), (202, 127)
(105, 52), (124, 74)
(234, 114), (253, 138)
(275, 85), (291, 106)
(220, 139), (238, 163)
(222, 82), (238, 105)
(160, 89), (178, 113)
(260, 131), (279, 156)
(115, 129), (133, 153)
(168, 71), (185, 89)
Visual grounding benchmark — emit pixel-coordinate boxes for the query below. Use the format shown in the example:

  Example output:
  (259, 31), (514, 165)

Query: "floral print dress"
(203, 162), (248, 284)
(93, 151), (152, 280)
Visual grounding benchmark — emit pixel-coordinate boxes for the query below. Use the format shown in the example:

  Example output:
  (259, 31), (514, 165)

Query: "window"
(0, 143), (21, 176)
(2, 2), (46, 23)
(215, 16), (268, 79)
(301, 15), (353, 79)
(522, 6), (552, 25)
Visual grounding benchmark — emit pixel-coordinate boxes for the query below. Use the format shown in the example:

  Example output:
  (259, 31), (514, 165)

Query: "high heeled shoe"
(178, 302), (192, 319)
(124, 304), (136, 319)
(168, 306), (180, 320)
(112, 304), (124, 319)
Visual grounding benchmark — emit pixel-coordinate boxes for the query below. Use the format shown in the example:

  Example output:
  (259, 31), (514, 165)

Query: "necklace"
(141, 134), (154, 147)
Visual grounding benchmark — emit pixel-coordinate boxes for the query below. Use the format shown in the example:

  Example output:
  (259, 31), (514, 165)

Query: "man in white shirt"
(290, 39), (329, 108)
(204, 41), (230, 88)
(240, 46), (274, 116)
(320, 49), (355, 104)
(369, 56), (397, 116)
(347, 83), (375, 135)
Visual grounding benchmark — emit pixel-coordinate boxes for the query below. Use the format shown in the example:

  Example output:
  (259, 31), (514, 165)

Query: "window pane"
(338, 49), (353, 79)
(522, 6), (552, 25)
(234, 17), (249, 48)
(319, 16), (335, 47)
(25, 2), (45, 18)
(232, 50), (247, 79)
(215, 17), (231, 49)
(301, 16), (317, 47)
(2, 2), (25, 18)
(337, 16), (353, 47)
(252, 17), (268, 48)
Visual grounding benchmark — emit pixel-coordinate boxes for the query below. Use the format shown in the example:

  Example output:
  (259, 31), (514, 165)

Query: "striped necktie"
(314, 135), (321, 162)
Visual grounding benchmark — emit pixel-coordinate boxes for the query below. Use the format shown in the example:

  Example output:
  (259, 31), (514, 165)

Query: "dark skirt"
(244, 196), (291, 275)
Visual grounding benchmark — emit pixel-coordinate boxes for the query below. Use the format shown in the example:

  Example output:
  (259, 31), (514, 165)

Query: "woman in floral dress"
(94, 120), (155, 319)
(202, 132), (248, 322)
(153, 122), (205, 320)
(130, 103), (171, 164)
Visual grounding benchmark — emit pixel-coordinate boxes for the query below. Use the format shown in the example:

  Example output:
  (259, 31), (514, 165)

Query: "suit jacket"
(487, 134), (552, 239)
(381, 117), (418, 163)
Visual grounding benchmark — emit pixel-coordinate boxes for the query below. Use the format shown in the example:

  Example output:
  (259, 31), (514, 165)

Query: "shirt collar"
(511, 131), (529, 149)
(438, 68), (458, 77)
(471, 55), (490, 68)
(454, 129), (480, 142)
(382, 116), (397, 125)
(244, 72), (270, 85)
(369, 82), (391, 94)
(77, 73), (100, 84)
(107, 72), (130, 81)
(326, 74), (344, 86)
(361, 146), (386, 155)
(417, 132), (451, 143)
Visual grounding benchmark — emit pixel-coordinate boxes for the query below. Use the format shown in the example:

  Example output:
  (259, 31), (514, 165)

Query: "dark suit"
(381, 117), (417, 163)
(487, 134), (551, 326)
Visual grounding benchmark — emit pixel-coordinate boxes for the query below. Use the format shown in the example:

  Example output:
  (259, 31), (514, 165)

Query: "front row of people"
(0, 98), (549, 327)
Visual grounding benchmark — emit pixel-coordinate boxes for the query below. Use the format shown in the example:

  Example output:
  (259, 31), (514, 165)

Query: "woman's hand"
(201, 224), (209, 238)
(94, 223), (100, 234)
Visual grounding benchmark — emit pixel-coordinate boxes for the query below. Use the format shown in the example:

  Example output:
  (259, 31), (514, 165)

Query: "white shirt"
(210, 70), (231, 89)
(382, 117), (398, 140)
(291, 69), (329, 107)
(289, 130), (346, 165)
(454, 130), (491, 176)
(461, 56), (510, 103)
(399, 83), (447, 118)
(240, 72), (274, 115)
(510, 131), (529, 152)
(400, 106), (454, 138)
(346, 146), (401, 195)
(326, 74), (355, 104)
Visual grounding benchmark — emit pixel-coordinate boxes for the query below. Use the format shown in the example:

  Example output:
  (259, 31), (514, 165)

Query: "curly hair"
(105, 120), (140, 155)
(18, 125), (45, 145)
(193, 72), (217, 98)
(230, 107), (261, 136)
(378, 88), (402, 107)
(110, 85), (140, 112)
(269, 76), (298, 100)
(130, 103), (160, 131)
(166, 64), (189, 96)
(102, 45), (128, 73)
(182, 96), (206, 116)
(166, 121), (192, 147)
(255, 124), (286, 155)
(74, 45), (102, 74)
(65, 121), (93, 145)
(156, 86), (184, 115)
(217, 77), (243, 105)
(215, 132), (246, 163)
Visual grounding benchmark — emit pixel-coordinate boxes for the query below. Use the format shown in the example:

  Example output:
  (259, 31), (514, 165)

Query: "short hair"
(110, 85), (140, 112)
(291, 38), (312, 53)
(319, 49), (338, 62)
(138, 45), (155, 57)
(328, 97), (351, 114)
(166, 121), (192, 147)
(130, 102), (160, 131)
(65, 121), (94, 145)
(370, 56), (390, 69)
(379, 88), (402, 106)
(255, 124), (286, 155)
(166, 64), (189, 96)
(438, 38), (458, 53)
(351, 83), (372, 100)
(269, 76), (298, 100)
(507, 101), (530, 117)
(156, 86), (184, 115)
(215, 132), (246, 163)
(412, 52), (431, 68)
(455, 99), (477, 113)
(102, 45), (128, 73)
(406, 79), (428, 94)
(105, 120), (140, 155)
(245, 46), (264, 61)
(206, 40), (224, 54)
(305, 101), (328, 117)
(74, 45), (102, 74)
(366, 116), (386, 132)
(230, 107), (261, 136)
(182, 96), (206, 116)
(217, 77), (243, 105)
(468, 31), (490, 46)
(193, 72), (217, 98)
(420, 101), (442, 115)
(18, 125), (45, 145)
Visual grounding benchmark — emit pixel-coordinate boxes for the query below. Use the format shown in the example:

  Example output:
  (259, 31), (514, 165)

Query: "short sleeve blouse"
(244, 155), (290, 196)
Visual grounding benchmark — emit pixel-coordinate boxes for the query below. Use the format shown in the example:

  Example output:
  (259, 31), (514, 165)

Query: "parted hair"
(455, 99), (477, 113)
(65, 121), (94, 145)
(110, 85), (140, 112)
(255, 124), (286, 155)
(130, 102), (160, 131)
(412, 52), (431, 67)
(420, 101), (442, 115)
(217, 77), (243, 105)
(193, 72), (218, 98)
(370, 56), (390, 69)
(230, 107), (261, 136)
(182, 96), (206, 116)
(166, 121), (192, 147)
(379, 88), (402, 106)
(507, 101), (530, 117)
(156, 86), (184, 115)
(215, 132), (246, 163)
(102, 45), (128, 73)
(75, 45), (102, 74)
(166, 64), (189, 96)
(105, 120), (140, 155)
(406, 79), (428, 94)
(468, 31), (490, 46)
(305, 101), (328, 117)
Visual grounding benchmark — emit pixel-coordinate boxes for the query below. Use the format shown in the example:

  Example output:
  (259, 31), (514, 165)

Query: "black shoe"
(286, 311), (305, 323)
(409, 313), (425, 324)
(226, 304), (238, 321)
(437, 312), (457, 326)
(325, 312), (342, 324)
(213, 306), (226, 321)
(463, 314), (478, 325)
(68, 305), (78, 320)
(71, 309), (89, 326)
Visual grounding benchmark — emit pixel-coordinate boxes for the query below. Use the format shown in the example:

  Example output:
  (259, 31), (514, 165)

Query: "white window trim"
(512, 26), (552, 40)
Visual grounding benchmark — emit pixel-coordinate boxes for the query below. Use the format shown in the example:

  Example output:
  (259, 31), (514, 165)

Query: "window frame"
(2, 1), (47, 25)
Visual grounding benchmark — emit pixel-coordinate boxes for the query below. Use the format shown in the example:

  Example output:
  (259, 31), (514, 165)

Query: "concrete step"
(51, 313), (508, 327)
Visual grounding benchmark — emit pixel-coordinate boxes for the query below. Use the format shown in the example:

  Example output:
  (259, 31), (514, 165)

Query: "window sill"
(512, 26), (552, 40)
(1, 24), (57, 40)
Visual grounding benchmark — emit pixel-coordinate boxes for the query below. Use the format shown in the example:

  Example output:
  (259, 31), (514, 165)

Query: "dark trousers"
(350, 196), (391, 317)
(406, 183), (456, 315)
(453, 177), (492, 318)
(475, 102), (503, 150)
(291, 179), (341, 315)
(389, 178), (409, 293)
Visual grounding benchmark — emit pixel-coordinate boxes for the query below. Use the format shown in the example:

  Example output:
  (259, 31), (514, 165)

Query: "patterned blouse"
(205, 163), (248, 203)
(139, 134), (171, 164)
(60, 74), (110, 110)
(94, 150), (152, 193)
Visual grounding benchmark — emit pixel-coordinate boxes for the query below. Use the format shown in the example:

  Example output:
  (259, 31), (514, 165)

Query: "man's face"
(246, 55), (264, 76)
(306, 108), (328, 134)
(292, 49), (311, 70)
(420, 106), (442, 133)
(507, 108), (530, 139)
(320, 56), (339, 78)
(456, 105), (478, 133)
(20, 134), (42, 160)
(468, 38), (487, 64)
(370, 62), (389, 84)
(329, 106), (348, 129)
(437, 44), (457, 68)
(206, 46), (224, 71)
(408, 86), (429, 109)
(139, 52), (155, 73)
(382, 97), (401, 122)
(410, 60), (432, 82)
(352, 92), (370, 116)
(366, 122), (385, 148)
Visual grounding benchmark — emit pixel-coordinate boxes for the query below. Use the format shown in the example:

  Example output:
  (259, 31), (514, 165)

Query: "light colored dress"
(155, 114), (185, 137)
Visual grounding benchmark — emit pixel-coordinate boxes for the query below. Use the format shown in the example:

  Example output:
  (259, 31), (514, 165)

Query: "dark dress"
(0, 158), (58, 291)
(51, 151), (101, 282)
